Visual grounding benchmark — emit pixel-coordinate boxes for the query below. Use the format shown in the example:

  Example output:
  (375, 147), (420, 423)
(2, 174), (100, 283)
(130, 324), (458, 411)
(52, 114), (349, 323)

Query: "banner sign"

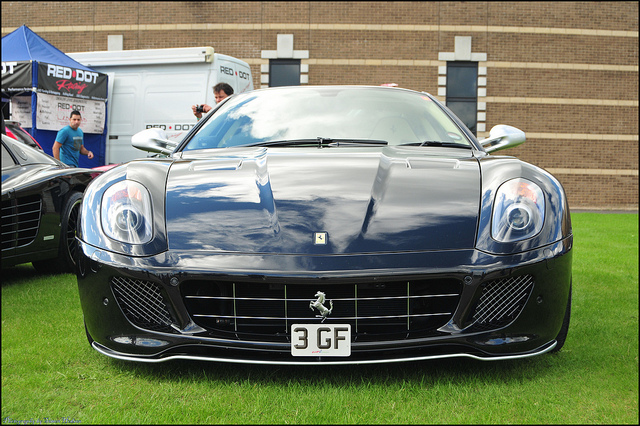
(37, 62), (108, 101)
(1, 61), (33, 94)
(9, 96), (33, 128)
(35, 93), (106, 134)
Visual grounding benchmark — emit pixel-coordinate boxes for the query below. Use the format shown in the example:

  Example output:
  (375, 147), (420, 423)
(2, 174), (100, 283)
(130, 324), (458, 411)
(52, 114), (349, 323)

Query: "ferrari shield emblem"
(314, 232), (327, 245)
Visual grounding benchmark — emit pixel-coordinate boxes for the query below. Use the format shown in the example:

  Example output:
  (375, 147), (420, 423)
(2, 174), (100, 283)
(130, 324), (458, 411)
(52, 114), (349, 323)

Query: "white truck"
(68, 47), (253, 164)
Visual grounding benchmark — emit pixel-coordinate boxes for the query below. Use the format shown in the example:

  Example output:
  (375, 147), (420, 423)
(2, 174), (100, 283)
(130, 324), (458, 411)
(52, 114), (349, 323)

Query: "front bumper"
(77, 237), (572, 364)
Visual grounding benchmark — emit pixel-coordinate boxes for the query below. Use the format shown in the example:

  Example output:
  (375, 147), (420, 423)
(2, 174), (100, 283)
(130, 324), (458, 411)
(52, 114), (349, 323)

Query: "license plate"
(291, 324), (351, 357)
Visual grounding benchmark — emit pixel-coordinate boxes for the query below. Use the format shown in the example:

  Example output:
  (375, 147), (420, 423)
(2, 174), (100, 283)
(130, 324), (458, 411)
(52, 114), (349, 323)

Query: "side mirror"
(479, 125), (526, 153)
(131, 128), (177, 155)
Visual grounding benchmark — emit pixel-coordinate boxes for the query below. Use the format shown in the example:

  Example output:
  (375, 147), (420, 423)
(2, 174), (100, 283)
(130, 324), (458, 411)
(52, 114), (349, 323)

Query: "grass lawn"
(2, 212), (638, 424)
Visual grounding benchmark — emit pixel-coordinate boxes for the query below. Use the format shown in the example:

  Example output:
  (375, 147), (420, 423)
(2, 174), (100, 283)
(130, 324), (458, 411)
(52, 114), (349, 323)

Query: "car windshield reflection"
(182, 87), (473, 151)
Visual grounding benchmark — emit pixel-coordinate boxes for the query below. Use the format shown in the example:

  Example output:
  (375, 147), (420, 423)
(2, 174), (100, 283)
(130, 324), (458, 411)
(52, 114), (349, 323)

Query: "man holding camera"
(191, 82), (234, 120)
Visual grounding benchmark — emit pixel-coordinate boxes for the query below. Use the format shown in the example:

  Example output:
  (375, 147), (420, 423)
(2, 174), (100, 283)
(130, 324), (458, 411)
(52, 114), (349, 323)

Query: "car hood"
(165, 146), (481, 254)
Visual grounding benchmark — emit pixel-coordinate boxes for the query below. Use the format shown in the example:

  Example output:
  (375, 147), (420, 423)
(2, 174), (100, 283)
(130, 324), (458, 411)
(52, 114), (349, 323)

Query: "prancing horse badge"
(314, 232), (327, 245)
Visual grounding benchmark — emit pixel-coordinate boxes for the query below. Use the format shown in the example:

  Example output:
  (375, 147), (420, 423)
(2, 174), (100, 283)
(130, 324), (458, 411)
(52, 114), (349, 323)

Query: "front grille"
(471, 275), (534, 330)
(111, 277), (176, 333)
(182, 279), (463, 342)
(1, 195), (42, 250)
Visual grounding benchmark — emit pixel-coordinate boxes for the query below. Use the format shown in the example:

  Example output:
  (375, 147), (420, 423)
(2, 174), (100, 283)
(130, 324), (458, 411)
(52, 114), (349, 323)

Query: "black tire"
(60, 191), (83, 271)
(550, 283), (572, 353)
(32, 191), (83, 274)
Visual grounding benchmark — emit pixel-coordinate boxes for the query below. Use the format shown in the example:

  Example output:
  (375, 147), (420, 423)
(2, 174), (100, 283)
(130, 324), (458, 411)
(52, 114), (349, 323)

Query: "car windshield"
(181, 87), (473, 151)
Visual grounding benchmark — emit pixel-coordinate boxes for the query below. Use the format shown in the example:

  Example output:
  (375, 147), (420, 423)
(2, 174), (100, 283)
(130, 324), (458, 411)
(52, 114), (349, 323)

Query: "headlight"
(492, 178), (545, 242)
(101, 180), (153, 244)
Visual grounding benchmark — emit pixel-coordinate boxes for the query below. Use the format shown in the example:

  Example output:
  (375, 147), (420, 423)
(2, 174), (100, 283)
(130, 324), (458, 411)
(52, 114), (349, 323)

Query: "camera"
(195, 105), (205, 113)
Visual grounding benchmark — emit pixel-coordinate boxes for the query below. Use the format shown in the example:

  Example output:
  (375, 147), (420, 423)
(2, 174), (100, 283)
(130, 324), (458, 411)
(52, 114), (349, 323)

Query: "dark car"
(4, 120), (44, 151)
(1, 133), (98, 273)
(77, 86), (572, 365)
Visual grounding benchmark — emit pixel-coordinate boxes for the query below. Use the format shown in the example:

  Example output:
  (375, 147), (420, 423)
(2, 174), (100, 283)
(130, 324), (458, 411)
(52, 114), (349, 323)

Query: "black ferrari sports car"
(2, 133), (97, 273)
(77, 86), (572, 365)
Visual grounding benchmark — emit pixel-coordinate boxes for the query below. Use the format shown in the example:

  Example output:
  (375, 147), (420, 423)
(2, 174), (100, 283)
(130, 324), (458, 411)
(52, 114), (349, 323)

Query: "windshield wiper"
(244, 139), (318, 147)
(245, 138), (388, 148)
(324, 138), (388, 146)
(400, 140), (471, 149)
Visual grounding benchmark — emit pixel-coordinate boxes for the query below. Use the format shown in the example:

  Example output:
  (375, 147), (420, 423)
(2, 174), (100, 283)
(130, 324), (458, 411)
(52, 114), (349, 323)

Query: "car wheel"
(32, 191), (83, 274)
(60, 191), (83, 271)
(550, 283), (572, 353)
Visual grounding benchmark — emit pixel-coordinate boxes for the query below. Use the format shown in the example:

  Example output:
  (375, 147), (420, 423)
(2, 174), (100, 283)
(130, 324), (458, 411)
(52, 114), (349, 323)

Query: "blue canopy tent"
(1, 25), (108, 167)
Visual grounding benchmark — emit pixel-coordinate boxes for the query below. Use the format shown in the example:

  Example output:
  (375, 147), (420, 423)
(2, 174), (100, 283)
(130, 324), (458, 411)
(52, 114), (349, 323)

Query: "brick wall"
(2, 1), (638, 209)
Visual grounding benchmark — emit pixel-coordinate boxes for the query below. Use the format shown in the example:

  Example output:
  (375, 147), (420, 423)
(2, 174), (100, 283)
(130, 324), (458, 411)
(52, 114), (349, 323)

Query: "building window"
(269, 59), (301, 87)
(446, 61), (478, 135)
(261, 34), (309, 88)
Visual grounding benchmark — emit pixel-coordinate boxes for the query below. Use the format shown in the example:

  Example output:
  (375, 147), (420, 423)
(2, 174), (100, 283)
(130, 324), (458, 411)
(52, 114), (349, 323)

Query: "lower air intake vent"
(111, 277), (176, 333)
(1, 195), (42, 250)
(472, 275), (534, 330)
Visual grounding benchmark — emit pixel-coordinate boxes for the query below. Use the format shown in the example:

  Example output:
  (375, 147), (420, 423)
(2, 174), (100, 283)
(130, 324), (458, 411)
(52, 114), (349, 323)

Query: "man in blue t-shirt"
(53, 110), (93, 167)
